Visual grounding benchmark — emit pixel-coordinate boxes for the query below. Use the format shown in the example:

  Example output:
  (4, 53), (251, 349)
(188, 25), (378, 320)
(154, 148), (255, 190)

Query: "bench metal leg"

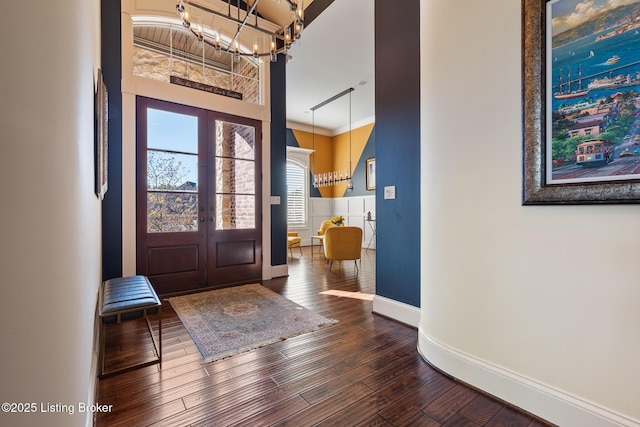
(99, 308), (162, 378)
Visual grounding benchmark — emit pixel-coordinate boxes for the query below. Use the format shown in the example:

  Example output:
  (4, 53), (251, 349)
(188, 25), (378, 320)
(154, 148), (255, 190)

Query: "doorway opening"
(136, 97), (262, 294)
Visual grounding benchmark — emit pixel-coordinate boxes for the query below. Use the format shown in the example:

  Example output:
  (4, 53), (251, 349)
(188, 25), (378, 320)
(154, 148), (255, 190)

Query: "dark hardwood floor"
(96, 246), (552, 426)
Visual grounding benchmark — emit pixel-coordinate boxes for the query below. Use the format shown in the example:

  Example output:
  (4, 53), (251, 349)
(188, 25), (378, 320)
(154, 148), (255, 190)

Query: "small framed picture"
(96, 69), (108, 200)
(366, 158), (376, 190)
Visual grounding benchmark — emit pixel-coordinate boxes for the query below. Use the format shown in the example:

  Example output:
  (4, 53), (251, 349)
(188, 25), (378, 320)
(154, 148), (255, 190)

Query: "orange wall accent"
(291, 129), (333, 198)
(331, 124), (374, 197)
(292, 124), (374, 198)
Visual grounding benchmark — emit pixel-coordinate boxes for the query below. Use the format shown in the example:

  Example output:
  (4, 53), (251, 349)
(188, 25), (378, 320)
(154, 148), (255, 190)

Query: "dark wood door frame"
(206, 111), (263, 286)
(136, 97), (262, 294)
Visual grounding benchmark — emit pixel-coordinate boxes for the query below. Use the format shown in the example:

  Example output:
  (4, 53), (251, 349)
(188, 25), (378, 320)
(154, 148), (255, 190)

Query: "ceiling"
(285, 0), (375, 134)
(137, 0), (374, 134)
(252, 0), (316, 28)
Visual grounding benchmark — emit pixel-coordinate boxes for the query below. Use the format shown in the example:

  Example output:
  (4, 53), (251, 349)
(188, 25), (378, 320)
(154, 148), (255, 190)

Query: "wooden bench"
(98, 276), (162, 377)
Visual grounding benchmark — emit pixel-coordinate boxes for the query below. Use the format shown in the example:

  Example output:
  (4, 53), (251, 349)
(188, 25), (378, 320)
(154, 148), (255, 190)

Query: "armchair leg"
(289, 246), (303, 258)
(354, 260), (359, 274)
(329, 260), (333, 271)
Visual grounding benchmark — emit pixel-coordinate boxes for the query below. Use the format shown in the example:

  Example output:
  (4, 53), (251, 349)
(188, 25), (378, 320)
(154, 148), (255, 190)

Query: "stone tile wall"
(133, 46), (260, 104)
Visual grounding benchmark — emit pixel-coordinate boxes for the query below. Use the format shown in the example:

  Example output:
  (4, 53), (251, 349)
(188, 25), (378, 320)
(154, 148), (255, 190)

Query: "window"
(287, 159), (308, 227)
(131, 19), (261, 105)
(146, 108), (199, 233)
(286, 146), (313, 228)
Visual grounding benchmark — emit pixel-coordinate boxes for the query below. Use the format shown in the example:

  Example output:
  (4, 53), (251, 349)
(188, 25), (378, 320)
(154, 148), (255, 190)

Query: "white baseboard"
(372, 295), (420, 327)
(87, 301), (99, 427)
(418, 328), (640, 427)
(86, 349), (98, 427)
(271, 264), (288, 278)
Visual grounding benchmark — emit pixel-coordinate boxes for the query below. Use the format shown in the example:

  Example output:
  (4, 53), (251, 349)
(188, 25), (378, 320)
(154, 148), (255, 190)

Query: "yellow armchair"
(323, 226), (363, 272)
(315, 219), (335, 253)
(287, 231), (302, 258)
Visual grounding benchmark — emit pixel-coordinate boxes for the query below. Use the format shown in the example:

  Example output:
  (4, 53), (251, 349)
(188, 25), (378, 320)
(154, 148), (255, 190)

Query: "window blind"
(287, 160), (307, 226)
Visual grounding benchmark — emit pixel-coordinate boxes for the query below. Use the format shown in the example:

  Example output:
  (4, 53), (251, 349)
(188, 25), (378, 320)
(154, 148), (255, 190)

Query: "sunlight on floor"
(319, 289), (375, 301)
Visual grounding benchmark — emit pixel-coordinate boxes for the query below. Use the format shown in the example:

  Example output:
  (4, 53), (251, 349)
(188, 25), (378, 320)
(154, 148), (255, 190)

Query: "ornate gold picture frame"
(522, 0), (640, 204)
(366, 158), (376, 190)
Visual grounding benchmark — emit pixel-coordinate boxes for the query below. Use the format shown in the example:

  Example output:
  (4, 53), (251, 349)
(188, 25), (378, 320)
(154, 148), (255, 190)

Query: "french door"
(136, 97), (262, 294)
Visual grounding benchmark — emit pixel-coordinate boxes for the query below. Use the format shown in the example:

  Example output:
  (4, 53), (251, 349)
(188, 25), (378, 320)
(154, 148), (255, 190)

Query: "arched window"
(131, 18), (261, 104)
(286, 158), (308, 227)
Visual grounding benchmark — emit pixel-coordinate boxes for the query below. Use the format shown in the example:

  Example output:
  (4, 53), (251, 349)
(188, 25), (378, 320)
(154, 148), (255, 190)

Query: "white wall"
(298, 196), (375, 248)
(335, 195), (376, 250)
(419, 1), (640, 426)
(0, 1), (102, 426)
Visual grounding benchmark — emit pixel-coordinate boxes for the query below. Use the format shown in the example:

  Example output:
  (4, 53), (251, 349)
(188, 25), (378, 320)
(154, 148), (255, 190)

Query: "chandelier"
(176, 0), (304, 62)
(312, 88), (354, 189)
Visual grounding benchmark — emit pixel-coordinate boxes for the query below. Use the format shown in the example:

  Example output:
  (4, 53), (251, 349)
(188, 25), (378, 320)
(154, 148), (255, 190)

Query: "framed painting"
(96, 69), (108, 200)
(366, 158), (376, 190)
(522, 0), (640, 204)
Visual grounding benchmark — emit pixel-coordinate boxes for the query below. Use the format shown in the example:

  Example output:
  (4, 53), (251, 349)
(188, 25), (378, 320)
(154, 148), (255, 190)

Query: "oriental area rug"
(168, 284), (338, 363)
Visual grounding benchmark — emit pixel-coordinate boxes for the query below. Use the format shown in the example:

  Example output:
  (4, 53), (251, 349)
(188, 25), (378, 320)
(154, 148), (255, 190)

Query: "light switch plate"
(271, 196), (281, 205)
(384, 186), (396, 200)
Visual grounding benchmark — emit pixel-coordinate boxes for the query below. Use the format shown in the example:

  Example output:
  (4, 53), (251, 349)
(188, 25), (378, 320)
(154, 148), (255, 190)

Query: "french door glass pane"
(214, 120), (256, 230)
(215, 122), (255, 160)
(215, 158), (255, 194)
(147, 109), (198, 153)
(147, 108), (199, 233)
(147, 192), (198, 232)
(147, 151), (198, 191)
(215, 195), (255, 230)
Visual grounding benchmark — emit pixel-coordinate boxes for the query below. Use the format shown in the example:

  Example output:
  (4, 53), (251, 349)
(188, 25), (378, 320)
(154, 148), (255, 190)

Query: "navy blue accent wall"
(309, 184), (322, 198)
(271, 56), (288, 266)
(285, 128), (299, 147)
(342, 126), (376, 198)
(309, 178), (322, 198)
(102, 0), (123, 281)
(285, 129), (321, 198)
(374, 0), (421, 307)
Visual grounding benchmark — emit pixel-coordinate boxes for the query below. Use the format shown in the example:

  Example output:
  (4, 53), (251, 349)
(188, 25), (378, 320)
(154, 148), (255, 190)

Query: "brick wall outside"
(215, 122), (256, 230)
(132, 46), (260, 104)
(232, 57), (260, 104)
(133, 46), (231, 89)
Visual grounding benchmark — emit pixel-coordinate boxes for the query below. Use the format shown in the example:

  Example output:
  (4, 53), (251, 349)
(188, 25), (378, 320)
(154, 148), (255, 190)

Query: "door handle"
(200, 217), (205, 223)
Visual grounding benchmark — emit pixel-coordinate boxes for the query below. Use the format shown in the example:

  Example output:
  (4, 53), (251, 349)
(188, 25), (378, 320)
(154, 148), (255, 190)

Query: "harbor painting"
(547, 0), (640, 185)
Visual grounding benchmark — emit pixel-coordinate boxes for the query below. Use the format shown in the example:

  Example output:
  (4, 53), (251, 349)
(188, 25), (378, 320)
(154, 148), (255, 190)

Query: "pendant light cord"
(309, 87), (355, 189)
